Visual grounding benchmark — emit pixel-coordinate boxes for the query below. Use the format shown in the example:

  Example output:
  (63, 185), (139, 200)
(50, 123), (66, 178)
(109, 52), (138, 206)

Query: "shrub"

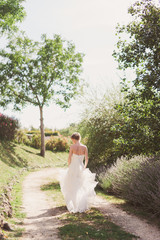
(26, 130), (40, 135)
(26, 130), (60, 136)
(31, 134), (41, 149)
(78, 87), (124, 171)
(45, 131), (60, 136)
(99, 155), (160, 216)
(0, 113), (19, 141)
(14, 129), (31, 145)
(59, 123), (78, 137)
(46, 136), (71, 152)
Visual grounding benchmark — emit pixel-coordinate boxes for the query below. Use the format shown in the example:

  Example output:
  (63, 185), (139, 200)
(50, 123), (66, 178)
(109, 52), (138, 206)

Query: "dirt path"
(22, 168), (160, 240)
(22, 168), (67, 240)
(93, 197), (160, 240)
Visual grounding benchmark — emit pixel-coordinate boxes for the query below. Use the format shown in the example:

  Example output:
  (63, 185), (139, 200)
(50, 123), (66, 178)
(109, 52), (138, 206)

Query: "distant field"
(0, 141), (68, 194)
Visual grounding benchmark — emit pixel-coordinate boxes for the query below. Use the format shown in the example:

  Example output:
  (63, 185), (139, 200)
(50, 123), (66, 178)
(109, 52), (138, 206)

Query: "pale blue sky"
(0, 0), (143, 129)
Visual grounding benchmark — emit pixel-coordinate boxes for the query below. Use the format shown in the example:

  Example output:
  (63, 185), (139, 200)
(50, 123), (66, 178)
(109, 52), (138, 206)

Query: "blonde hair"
(71, 132), (81, 141)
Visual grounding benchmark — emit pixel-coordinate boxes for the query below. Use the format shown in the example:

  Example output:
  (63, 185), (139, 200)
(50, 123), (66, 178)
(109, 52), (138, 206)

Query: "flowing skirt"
(59, 155), (98, 213)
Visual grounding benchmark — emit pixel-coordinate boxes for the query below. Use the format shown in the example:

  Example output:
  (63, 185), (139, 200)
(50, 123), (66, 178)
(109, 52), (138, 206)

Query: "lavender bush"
(99, 155), (160, 216)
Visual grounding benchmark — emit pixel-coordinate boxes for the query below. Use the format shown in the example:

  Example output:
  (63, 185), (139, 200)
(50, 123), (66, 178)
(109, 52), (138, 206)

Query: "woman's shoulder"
(70, 143), (87, 149)
(80, 143), (87, 149)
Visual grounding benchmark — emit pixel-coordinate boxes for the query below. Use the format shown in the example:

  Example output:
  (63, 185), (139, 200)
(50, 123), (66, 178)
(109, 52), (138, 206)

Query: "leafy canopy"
(113, 0), (160, 94)
(0, 0), (26, 33)
(113, 0), (160, 156)
(0, 33), (84, 110)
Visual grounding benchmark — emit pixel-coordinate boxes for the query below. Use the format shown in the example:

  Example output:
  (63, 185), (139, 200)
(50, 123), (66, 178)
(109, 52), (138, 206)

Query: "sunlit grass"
(41, 180), (137, 240)
(0, 141), (68, 194)
(41, 180), (65, 207)
(97, 189), (126, 204)
(4, 173), (27, 240)
(59, 208), (136, 240)
(0, 141), (68, 238)
(14, 144), (68, 168)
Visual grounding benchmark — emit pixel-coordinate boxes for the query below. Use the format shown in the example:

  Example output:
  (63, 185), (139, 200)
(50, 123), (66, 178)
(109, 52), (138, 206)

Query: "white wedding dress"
(59, 153), (98, 213)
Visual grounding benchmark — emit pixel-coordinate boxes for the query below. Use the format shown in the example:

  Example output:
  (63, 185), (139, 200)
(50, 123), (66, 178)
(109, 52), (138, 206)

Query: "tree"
(113, 0), (160, 156)
(0, 0), (26, 33)
(0, 33), (84, 156)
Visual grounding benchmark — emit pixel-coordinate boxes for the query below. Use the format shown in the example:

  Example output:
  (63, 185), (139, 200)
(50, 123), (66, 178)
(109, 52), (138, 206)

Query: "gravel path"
(93, 197), (160, 240)
(21, 168), (160, 240)
(22, 168), (66, 240)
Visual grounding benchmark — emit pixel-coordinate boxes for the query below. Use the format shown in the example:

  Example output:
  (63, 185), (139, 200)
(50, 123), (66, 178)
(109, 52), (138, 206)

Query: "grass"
(3, 172), (27, 240)
(59, 208), (136, 240)
(0, 141), (68, 239)
(41, 180), (137, 240)
(41, 180), (65, 207)
(13, 144), (68, 169)
(0, 141), (68, 194)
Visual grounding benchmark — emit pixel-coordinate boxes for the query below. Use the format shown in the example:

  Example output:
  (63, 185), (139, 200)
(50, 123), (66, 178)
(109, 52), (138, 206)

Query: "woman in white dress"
(60, 132), (98, 213)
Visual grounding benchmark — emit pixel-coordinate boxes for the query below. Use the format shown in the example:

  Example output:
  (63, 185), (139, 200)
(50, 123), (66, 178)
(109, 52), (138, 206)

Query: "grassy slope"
(0, 141), (68, 194)
(0, 141), (68, 239)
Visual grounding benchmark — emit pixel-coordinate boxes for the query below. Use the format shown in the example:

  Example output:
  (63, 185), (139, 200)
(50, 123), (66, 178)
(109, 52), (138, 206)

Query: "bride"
(60, 132), (97, 213)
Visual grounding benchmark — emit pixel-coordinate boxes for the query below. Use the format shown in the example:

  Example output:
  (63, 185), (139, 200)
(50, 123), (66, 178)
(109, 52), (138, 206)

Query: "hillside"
(0, 141), (68, 194)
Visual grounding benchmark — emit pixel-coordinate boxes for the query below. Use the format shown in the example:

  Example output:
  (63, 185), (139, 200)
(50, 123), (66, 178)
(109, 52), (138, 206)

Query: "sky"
(0, 0), (148, 130)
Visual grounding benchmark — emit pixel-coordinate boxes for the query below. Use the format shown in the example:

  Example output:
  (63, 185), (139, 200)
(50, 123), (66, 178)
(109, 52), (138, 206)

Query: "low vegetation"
(41, 180), (136, 240)
(99, 155), (160, 217)
(7, 174), (27, 240)
(59, 208), (136, 240)
(0, 141), (68, 239)
(0, 113), (19, 141)
(15, 129), (71, 152)
(0, 141), (68, 195)
(97, 190), (160, 228)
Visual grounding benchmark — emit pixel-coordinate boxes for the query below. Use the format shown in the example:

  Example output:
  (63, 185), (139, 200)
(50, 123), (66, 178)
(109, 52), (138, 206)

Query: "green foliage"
(59, 208), (135, 240)
(45, 131), (59, 136)
(30, 134), (41, 149)
(99, 156), (143, 192)
(99, 155), (160, 216)
(41, 180), (65, 206)
(14, 129), (30, 145)
(0, 0), (26, 33)
(26, 130), (60, 136)
(113, 97), (160, 156)
(113, 0), (160, 156)
(0, 32), (84, 156)
(40, 179), (135, 240)
(80, 107), (121, 170)
(59, 123), (78, 137)
(20, 131), (71, 152)
(6, 173), (26, 240)
(0, 112), (19, 140)
(113, 0), (160, 91)
(0, 142), (68, 194)
(79, 88), (123, 170)
(46, 136), (71, 152)
(0, 32), (84, 110)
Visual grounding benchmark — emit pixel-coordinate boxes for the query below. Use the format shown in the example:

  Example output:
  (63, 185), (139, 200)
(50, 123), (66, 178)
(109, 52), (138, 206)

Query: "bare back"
(68, 142), (88, 168)
(71, 143), (87, 155)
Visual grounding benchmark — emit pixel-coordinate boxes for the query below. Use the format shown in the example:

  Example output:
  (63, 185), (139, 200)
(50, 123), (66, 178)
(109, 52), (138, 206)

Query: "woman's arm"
(68, 146), (73, 166)
(84, 146), (88, 168)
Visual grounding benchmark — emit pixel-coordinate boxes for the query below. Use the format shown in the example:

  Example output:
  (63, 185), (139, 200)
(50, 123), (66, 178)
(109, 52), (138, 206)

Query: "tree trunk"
(39, 106), (45, 157)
